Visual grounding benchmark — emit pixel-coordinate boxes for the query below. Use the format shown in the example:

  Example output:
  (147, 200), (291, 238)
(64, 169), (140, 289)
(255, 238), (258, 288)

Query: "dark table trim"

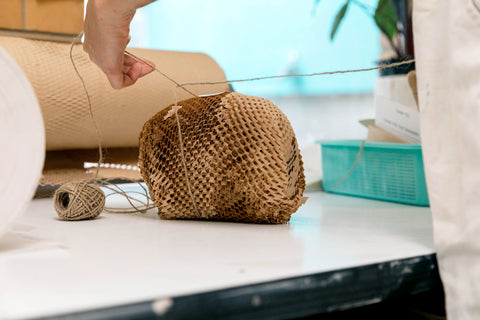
(35, 254), (442, 320)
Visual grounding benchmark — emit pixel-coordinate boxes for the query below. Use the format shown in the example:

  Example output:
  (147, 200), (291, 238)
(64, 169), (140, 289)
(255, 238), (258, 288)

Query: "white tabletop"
(0, 188), (435, 319)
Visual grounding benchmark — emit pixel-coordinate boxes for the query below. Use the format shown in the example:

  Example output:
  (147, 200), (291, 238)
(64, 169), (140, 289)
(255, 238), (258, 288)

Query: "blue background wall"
(130, 0), (381, 96)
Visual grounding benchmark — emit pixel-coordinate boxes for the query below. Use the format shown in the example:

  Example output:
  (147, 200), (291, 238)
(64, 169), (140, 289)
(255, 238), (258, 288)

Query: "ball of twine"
(54, 182), (106, 221)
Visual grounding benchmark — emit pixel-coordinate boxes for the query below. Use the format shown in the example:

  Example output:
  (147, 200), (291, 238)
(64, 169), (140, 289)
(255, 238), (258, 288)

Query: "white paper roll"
(0, 47), (45, 239)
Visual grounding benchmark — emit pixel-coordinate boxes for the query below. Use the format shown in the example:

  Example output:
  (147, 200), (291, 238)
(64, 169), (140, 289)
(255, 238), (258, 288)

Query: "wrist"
(135, 0), (157, 8)
(88, 0), (154, 17)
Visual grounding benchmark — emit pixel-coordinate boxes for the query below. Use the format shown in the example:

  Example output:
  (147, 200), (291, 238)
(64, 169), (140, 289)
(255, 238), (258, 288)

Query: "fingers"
(102, 53), (126, 89)
(131, 56), (156, 78)
(107, 71), (125, 90)
(106, 54), (156, 89)
(83, 0), (157, 89)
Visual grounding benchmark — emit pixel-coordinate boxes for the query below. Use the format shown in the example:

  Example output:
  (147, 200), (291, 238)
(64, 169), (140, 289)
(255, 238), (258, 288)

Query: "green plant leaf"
(330, 1), (350, 41)
(374, 0), (398, 40)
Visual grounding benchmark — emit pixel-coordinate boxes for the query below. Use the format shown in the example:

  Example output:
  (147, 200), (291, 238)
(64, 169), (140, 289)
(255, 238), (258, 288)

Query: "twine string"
(99, 179), (156, 213)
(66, 32), (415, 217)
(172, 59), (414, 210)
(330, 140), (365, 189)
(67, 37), (155, 215)
(124, 50), (198, 98)
(70, 32), (103, 181)
(121, 50), (204, 215)
(172, 103), (201, 217)
(177, 59), (415, 88)
(124, 52), (201, 216)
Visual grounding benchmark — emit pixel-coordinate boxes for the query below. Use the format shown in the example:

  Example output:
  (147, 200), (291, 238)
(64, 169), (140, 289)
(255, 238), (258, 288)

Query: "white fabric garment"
(414, 1), (480, 318)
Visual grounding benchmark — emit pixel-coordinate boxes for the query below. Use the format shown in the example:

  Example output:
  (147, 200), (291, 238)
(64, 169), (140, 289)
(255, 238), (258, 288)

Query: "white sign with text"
(374, 95), (421, 144)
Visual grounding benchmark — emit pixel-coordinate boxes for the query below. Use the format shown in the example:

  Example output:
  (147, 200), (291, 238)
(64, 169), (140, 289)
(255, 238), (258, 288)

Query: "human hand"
(83, 0), (156, 89)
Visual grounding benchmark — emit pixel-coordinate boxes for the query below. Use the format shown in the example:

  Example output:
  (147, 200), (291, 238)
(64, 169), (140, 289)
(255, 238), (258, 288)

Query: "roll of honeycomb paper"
(0, 35), (230, 187)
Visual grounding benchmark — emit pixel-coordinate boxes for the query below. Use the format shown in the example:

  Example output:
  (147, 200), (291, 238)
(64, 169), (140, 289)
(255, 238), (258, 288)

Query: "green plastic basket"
(319, 140), (429, 206)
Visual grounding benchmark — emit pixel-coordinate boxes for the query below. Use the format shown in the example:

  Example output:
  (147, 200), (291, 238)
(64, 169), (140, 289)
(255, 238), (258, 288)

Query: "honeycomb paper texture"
(0, 36), (230, 186)
(139, 93), (307, 224)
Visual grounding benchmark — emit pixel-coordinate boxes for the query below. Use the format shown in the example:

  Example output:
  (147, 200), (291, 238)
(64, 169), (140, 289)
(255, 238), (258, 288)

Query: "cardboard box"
(0, 1), (23, 30)
(0, 0), (83, 34)
(25, 0), (84, 34)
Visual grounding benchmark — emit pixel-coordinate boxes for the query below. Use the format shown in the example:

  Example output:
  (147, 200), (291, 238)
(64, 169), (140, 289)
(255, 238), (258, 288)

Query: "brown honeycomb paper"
(139, 92), (307, 224)
(0, 35), (230, 186)
(0, 35), (307, 223)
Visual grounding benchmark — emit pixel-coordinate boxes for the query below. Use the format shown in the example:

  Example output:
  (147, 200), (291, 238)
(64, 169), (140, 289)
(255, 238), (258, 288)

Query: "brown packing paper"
(139, 92), (306, 223)
(359, 119), (410, 143)
(407, 70), (419, 109)
(0, 35), (230, 186)
(0, 36), (229, 150)
(367, 124), (409, 144)
(40, 148), (142, 188)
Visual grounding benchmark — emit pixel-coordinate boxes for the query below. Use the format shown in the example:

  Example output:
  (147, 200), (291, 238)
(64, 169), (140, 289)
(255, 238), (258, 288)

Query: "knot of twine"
(54, 182), (105, 220)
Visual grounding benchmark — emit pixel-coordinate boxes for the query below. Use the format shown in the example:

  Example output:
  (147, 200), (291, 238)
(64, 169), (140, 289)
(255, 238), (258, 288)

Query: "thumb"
(106, 70), (125, 90)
